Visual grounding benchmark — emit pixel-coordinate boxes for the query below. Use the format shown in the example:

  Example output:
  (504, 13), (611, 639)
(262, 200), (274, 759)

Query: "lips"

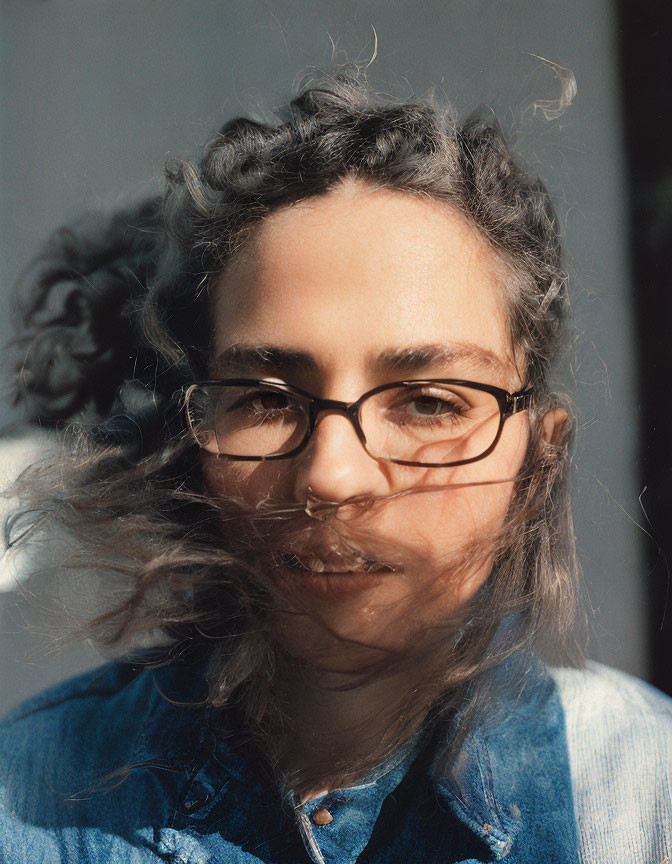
(278, 551), (396, 575)
(274, 547), (396, 599)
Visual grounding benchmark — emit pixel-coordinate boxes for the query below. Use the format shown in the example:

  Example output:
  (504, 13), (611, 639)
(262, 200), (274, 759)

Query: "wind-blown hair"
(8, 72), (581, 795)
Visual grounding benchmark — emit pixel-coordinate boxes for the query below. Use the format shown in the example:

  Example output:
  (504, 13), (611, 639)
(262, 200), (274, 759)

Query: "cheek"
(375, 481), (514, 570)
(373, 419), (528, 567)
(201, 452), (292, 501)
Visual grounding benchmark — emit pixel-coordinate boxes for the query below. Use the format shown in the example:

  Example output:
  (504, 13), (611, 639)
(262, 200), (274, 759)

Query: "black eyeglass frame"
(182, 378), (533, 468)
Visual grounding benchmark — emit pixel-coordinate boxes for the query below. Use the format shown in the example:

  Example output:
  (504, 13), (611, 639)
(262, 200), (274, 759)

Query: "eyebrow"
(211, 345), (319, 377)
(212, 342), (508, 378)
(372, 343), (508, 376)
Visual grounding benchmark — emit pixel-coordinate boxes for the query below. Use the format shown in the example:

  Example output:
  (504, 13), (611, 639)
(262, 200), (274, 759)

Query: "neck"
(274, 661), (433, 800)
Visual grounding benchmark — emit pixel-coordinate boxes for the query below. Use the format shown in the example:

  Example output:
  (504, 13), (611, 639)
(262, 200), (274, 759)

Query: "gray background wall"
(0, 0), (644, 712)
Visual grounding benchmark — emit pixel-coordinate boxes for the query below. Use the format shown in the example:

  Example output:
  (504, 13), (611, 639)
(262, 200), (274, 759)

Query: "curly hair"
(8, 71), (581, 795)
(11, 197), (162, 423)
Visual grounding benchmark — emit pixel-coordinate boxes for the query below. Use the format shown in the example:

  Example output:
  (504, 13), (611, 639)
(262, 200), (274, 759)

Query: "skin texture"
(202, 180), (534, 665)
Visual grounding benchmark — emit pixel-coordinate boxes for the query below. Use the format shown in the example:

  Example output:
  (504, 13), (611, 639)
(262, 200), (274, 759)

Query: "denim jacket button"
(183, 791), (212, 813)
(311, 807), (333, 826)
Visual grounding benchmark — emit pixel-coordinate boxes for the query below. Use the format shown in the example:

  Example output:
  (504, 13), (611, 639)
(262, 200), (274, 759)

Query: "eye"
(221, 387), (302, 430)
(406, 394), (462, 417)
(247, 390), (292, 412)
(391, 388), (468, 421)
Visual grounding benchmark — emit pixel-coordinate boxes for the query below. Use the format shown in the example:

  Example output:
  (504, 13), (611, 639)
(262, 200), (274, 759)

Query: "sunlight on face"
(202, 181), (530, 660)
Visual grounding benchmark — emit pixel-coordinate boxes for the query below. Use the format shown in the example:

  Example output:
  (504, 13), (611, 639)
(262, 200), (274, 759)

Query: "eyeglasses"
(182, 378), (532, 468)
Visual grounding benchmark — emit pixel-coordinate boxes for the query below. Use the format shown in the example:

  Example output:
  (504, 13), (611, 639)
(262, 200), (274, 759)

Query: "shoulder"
(0, 663), (158, 806)
(1, 660), (150, 728)
(548, 660), (672, 756)
(0, 661), (161, 778)
(549, 660), (672, 722)
(0, 660), (204, 862)
(548, 662), (672, 863)
(0, 658), (206, 778)
(1, 655), (207, 740)
(547, 661), (672, 785)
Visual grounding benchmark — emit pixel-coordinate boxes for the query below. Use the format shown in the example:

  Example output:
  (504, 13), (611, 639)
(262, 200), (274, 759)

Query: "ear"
(541, 407), (568, 446)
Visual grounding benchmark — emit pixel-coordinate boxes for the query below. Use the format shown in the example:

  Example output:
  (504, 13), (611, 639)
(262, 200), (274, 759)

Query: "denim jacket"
(0, 656), (671, 864)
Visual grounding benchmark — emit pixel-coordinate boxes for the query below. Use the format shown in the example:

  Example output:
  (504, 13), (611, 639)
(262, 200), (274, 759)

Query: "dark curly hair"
(11, 197), (162, 423)
(8, 72), (581, 796)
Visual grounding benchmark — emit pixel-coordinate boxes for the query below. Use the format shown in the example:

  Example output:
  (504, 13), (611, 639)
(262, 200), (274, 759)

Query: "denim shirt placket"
(289, 742), (421, 864)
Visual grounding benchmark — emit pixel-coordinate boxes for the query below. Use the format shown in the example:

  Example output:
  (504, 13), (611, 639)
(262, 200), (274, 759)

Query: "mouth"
(278, 551), (396, 575)
(276, 552), (398, 597)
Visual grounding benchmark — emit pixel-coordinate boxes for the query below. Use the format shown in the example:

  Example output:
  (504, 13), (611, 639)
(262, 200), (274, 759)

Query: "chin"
(272, 570), (429, 669)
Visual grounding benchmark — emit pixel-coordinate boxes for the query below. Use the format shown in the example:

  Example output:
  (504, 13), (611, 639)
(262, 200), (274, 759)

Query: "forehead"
(212, 182), (516, 381)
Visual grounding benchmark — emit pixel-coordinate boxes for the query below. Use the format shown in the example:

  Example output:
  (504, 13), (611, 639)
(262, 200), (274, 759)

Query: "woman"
(1, 73), (670, 863)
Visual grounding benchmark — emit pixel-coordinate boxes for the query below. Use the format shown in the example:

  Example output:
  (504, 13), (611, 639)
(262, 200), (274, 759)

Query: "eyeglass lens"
(187, 382), (503, 466)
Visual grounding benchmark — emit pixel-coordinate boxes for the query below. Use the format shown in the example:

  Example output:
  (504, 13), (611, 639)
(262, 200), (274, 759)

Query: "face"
(202, 181), (531, 665)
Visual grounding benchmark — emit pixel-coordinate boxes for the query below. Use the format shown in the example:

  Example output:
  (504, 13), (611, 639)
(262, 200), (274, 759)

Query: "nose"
(292, 410), (389, 504)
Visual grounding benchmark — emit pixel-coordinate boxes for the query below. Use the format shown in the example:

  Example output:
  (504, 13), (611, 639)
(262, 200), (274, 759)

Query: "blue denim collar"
(432, 657), (579, 861)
